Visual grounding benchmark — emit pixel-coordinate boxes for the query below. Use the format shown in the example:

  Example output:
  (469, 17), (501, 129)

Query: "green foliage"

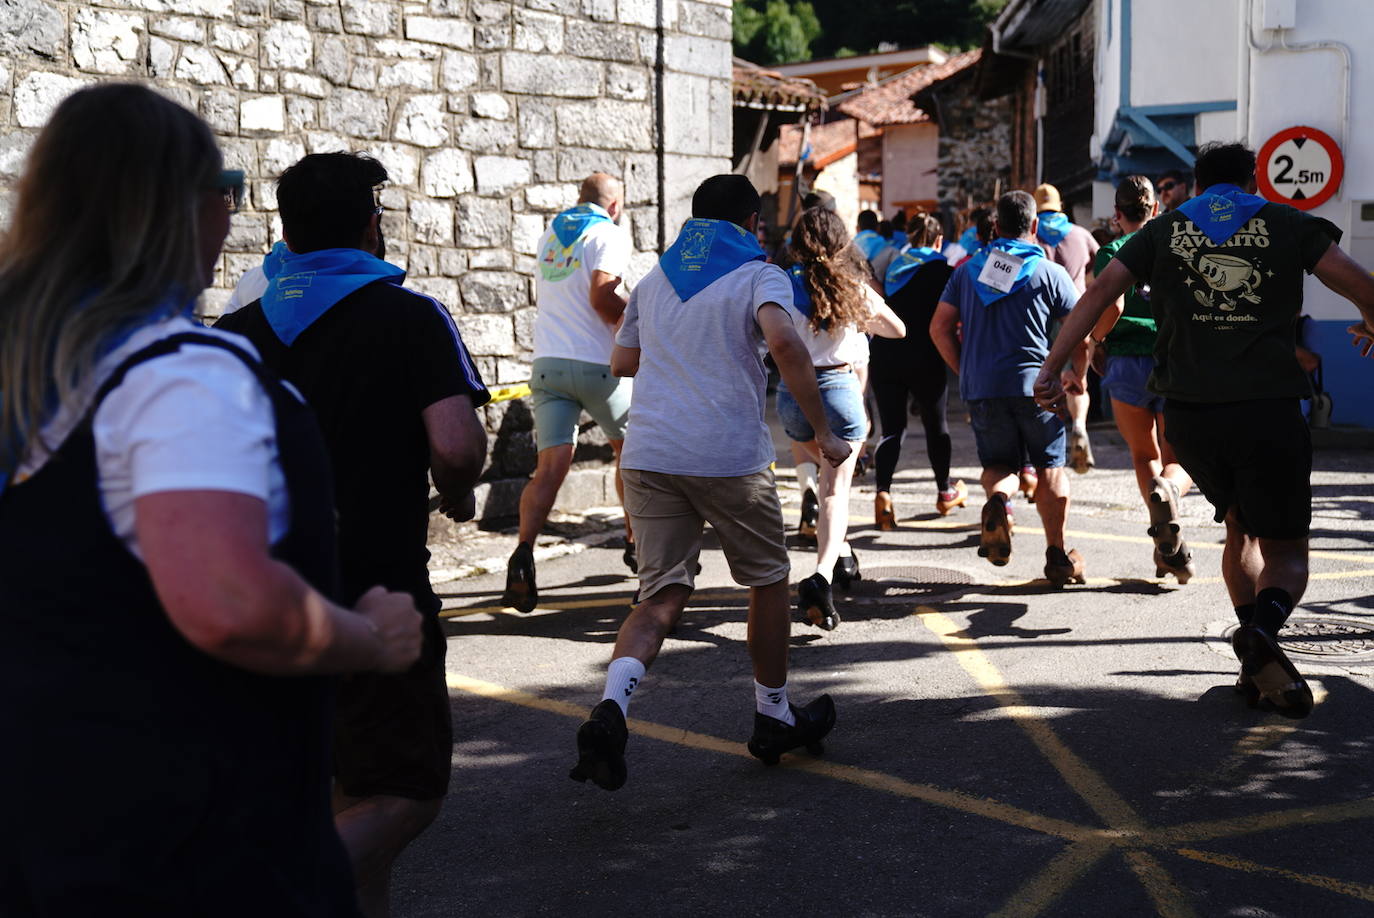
(732, 0), (823, 65)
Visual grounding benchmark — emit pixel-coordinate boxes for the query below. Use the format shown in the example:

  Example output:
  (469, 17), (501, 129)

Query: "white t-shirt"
(224, 264), (269, 315)
(792, 282), (881, 368)
(532, 218), (632, 365)
(15, 317), (290, 558)
(616, 260), (796, 477)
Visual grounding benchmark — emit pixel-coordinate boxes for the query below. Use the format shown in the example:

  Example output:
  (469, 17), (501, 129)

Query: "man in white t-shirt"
(504, 174), (636, 613)
(566, 174), (851, 792)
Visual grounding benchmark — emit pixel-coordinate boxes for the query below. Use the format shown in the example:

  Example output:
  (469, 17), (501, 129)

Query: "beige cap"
(1032, 183), (1062, 212)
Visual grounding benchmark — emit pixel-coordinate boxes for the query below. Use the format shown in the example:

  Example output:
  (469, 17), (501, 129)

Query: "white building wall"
(880, 122), (939, 214)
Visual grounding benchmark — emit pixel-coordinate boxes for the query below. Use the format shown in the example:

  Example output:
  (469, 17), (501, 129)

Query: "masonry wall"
(0, 0), (733, 519)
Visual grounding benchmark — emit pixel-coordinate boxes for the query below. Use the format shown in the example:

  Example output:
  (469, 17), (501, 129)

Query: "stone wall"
(0, 0), (733, 521)
(927, 72), (1012, 212)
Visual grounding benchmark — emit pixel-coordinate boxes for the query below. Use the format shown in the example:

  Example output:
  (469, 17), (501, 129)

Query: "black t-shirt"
(1114, 203), (1340, 403)
(217, 281), (489, 614)
(869, 259), (954, 374)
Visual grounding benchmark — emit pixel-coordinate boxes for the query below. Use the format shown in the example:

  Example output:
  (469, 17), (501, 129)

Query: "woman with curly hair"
(780, 207), (906, 631)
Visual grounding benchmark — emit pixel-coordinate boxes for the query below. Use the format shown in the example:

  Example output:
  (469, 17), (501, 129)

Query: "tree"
(732, 0), (824, 65)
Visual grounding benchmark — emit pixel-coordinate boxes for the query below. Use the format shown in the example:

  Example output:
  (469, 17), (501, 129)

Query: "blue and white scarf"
(551, 202), (613, 248)
(1177, 183), (1269, 246)
(262, 247), (405, 345)
(787, 263), (813, 316)
(884, 246), (946, 297)
(852, 229), (888, 261)
(659, 218), (766, 302)
(966, 238), (1046, 306)
(1036, 211), (1072, 247)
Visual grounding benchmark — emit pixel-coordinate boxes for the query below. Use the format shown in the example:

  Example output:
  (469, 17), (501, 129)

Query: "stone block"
(491, 358), (530, 386)
(71, 9), (144, 75)
(512, 8), (562, 53)
(513, 307), (536, 349)
(175, 46), (230, 85)
(428, 0), (468, 13)
(662, 72), (707, 155)
(240, 95), (284, 132)
(211, 23), (255, 54)
(708, 76), (732, 158)
(304, 130), (347, 153)
(408, 275), (460, 307)
(323, 89), (389, 139)
(396, 95), (450, 147)
(410, 199), (454, 244)
(227, 57), (257, 90)
(180, 0), (235, 16)
(375, 38), (443, 59)
(489, 430), (537, 481)
(619, 0), (655, 27)
(341, 0), (397, 36)
(349, 59), (379, 90)
(15, 72), (94, 129)
(512, 213), (546, 255)
(456, 195), (510, 247)
(624, 249), (657, 286)
(274, 0), (305, 18)
(309, 6), (343, 31)
(623, 151), (655, 204)
(607, 63), (649, 101)
(460, 270), (525, 313)
(422, 148), (475, 197)
(471, 92), (510, 120)
(198, 88), (238, 133)
(439, 247), (468, 276)
(556, 147), (623, 182)
(0, 0), (64, 59)
(456, 313), (515, 355)
(218, 137), (259, 174)
(262, 137), (306, 176)
(372, 142), (419, 185)
(409, 245), (439, 277)
(475, 155), (531, 196)
(223, 212), (269, 252)
(441, 50), (480, 91)
(629, 207), (657, 251)
(283, 71), (328, 98)
(151, 16), (203, 41)
(378, 60), (436, 90)
(532, 149), (558, 181)
(457, 117), (517, 154)
(378, 186), (408, 210)
(565, 21), (638, 64)
(469, 248), (514, 269)
(317, 36), (351, 84)
(0, 131), (33, 182)
(660, 152), (727, 232)
(676, 0), (730, 39)
(582, 0), (615, 22)
(235, 0), (270, 26)
(524, 182), (574, 211)
(472, 0), (511, 50)
(405, 15), (474, 48)
(662, 33), (728, 78)
(252, 179), (278, 211)
(500, 52), (600, 98)
(516, 99), (555, 149)
(263, 21), (312, 69)
(555, 99), (652, 151)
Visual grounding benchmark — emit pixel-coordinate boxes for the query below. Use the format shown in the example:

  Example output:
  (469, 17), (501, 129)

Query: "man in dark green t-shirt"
(1034, 142), (1374, 720)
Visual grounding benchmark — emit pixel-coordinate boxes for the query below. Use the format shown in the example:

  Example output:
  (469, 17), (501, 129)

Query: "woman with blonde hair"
(0, 83), (419, 913)
(781, 206), (906, 630)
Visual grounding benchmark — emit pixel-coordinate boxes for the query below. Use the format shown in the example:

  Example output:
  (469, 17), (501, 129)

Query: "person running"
(931, 190), (1087, 586)
(568, 175), (849, 791)
(853, 209), (888, 277)
(1033, 183), (1100, 474)
(216, 152), (489, 917)
(1155, 169), (1191, 213)
(782, 207), (906, 628)
(870, 219), (902, 281)
(1036, 142), (1374, 718)
(872, 213), (964, 527)
(1088, 175), (1195, 582)
(503, 173), (635, 612)
(0, 85), (422, 915)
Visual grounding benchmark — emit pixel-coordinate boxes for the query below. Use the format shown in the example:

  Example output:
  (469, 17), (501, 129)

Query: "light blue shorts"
(530, 357), (632, 449)
(775, 368), (867, 443)
(1103, 355), (1164, 413)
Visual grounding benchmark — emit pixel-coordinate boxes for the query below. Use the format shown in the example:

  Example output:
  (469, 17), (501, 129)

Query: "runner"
(872, 212), (964, 528)
(1155, 169), (1191, 213)
(216, 152), (489, 917)
(870, 219), (902, 281)
(568, 175), (849, 791)
(782, 207), (906, 628)
(503, 174), (635, 612)
(1036, 142), (1374, 718)
(1033, 183), (1100, 474)
(1088, 175), (1195, 582)
(931, 190), (1087, 586)
(853, 209), (888, 278)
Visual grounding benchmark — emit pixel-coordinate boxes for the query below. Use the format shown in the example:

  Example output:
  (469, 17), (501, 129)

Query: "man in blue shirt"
(930, 190), (1087, 586)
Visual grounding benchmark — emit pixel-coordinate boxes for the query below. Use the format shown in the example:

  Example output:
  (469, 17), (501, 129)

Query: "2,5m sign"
(1256, 126), (1344, 211)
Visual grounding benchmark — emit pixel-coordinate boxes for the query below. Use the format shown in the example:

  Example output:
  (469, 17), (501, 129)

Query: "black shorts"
(1163, 397), (1312, 540)
(334, 613), (452, 800)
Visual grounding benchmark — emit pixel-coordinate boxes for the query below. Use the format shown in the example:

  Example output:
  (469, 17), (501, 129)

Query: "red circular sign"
(1256, 125), (1343, 211)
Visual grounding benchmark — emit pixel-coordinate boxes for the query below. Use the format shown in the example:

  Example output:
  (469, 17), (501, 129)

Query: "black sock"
(1253, 588), (1294, 634)
(1234, 603), (1256, 626)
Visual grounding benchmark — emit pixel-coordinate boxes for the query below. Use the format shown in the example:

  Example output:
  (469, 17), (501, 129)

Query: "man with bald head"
(504, 173), (636, 610)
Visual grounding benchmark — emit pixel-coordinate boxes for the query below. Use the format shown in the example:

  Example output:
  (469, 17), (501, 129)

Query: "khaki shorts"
(622, 467), (790, 600)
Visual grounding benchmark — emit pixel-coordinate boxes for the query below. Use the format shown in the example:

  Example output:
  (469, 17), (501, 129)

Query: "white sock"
(601, 657), (646, 717)
(755, 680), (796, 725)
(797, 461), (818, 496)
(837, 541), (853, 558)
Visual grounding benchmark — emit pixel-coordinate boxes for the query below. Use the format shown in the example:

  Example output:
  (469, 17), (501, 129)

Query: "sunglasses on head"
(216, 169), (246, 214)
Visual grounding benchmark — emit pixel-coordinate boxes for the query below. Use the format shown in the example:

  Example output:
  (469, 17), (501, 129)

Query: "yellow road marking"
(989, 842), (1112, 918)
(1150, 796), (1374, 846)
(1173, 848), (1374, 903)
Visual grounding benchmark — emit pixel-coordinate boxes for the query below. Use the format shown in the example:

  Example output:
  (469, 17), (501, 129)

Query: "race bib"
(977, 251), (1024, 294)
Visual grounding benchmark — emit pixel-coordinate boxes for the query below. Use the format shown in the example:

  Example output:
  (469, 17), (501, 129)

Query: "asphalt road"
(395, 415), (1374, 917)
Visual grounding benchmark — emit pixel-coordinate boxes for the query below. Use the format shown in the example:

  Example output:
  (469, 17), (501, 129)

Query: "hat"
(1032, 183), (1062, 213)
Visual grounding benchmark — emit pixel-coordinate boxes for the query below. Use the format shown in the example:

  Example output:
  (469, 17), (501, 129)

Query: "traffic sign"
(1256, 125), (1343, 210)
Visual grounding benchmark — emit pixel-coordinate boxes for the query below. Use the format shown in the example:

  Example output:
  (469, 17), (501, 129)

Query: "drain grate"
(1224, 615), (1374, 666)
(841, 565), (975, 603)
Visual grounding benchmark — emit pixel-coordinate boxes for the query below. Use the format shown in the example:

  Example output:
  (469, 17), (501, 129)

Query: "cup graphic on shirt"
(1194, 253), (1261, 311)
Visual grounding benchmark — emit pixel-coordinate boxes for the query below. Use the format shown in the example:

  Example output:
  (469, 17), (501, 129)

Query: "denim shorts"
(966, 396), (1066, 470)
(1103, 355), (1164, 413)
(775, 368), (867, 442)
(530, 356), (632, 449)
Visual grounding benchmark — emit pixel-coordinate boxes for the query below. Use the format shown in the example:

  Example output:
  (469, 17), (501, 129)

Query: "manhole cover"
(842, 565), (975, 603)
(1221, 615), (1374, 665)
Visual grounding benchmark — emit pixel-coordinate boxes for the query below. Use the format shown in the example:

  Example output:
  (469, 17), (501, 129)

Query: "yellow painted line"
(1152, 796), (1374, 846)
(445, 673), (1099, 843)
(1173, 848), (1374, 903)
(990, 842), (1113, 918)
(1123, 849), (1199, 918)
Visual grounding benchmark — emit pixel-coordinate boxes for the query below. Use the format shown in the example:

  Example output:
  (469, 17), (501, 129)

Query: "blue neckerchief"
(261, 239), (288, 280)
(262, 247), (405, 345)
(884, 247), (946, 297)
(967, 237), (1046, 306)
(787, 264), (812, 316)
(891, 231), (908, 250)
(551, 202), (612, 248)
(1036, 211), (1072, 247)
(957, 226), (980, 253)
(1177, 183), (1269, 246)
(853, 229), (887, 261)
(659, 218), (765, 302)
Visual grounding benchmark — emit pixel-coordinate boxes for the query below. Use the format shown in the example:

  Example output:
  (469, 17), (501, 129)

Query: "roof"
(834, 50), (982, 126)
(992, 0), (1093, 51)
(778, 119), (858, 169)
(732, 58), (827, 112)
(772, 46), (947, 81)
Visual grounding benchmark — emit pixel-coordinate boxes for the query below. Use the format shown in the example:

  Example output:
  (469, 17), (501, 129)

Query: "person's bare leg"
(1111, 398), (1163, 502)
(1034, 466), (1069, 550)
(1257, 537), (1310, 606)
(1155, 412), (1193, 497)
(980, 467), (1017, 501)
(333, 792), (443, 918)
(611, 583), (693, 665)
(748, 577), (791, 688)
(516, 444), (575, 545)
(1222, 509), (1263, 608)
(815, 440), (863, 578)
(610, 438), (631, 543)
